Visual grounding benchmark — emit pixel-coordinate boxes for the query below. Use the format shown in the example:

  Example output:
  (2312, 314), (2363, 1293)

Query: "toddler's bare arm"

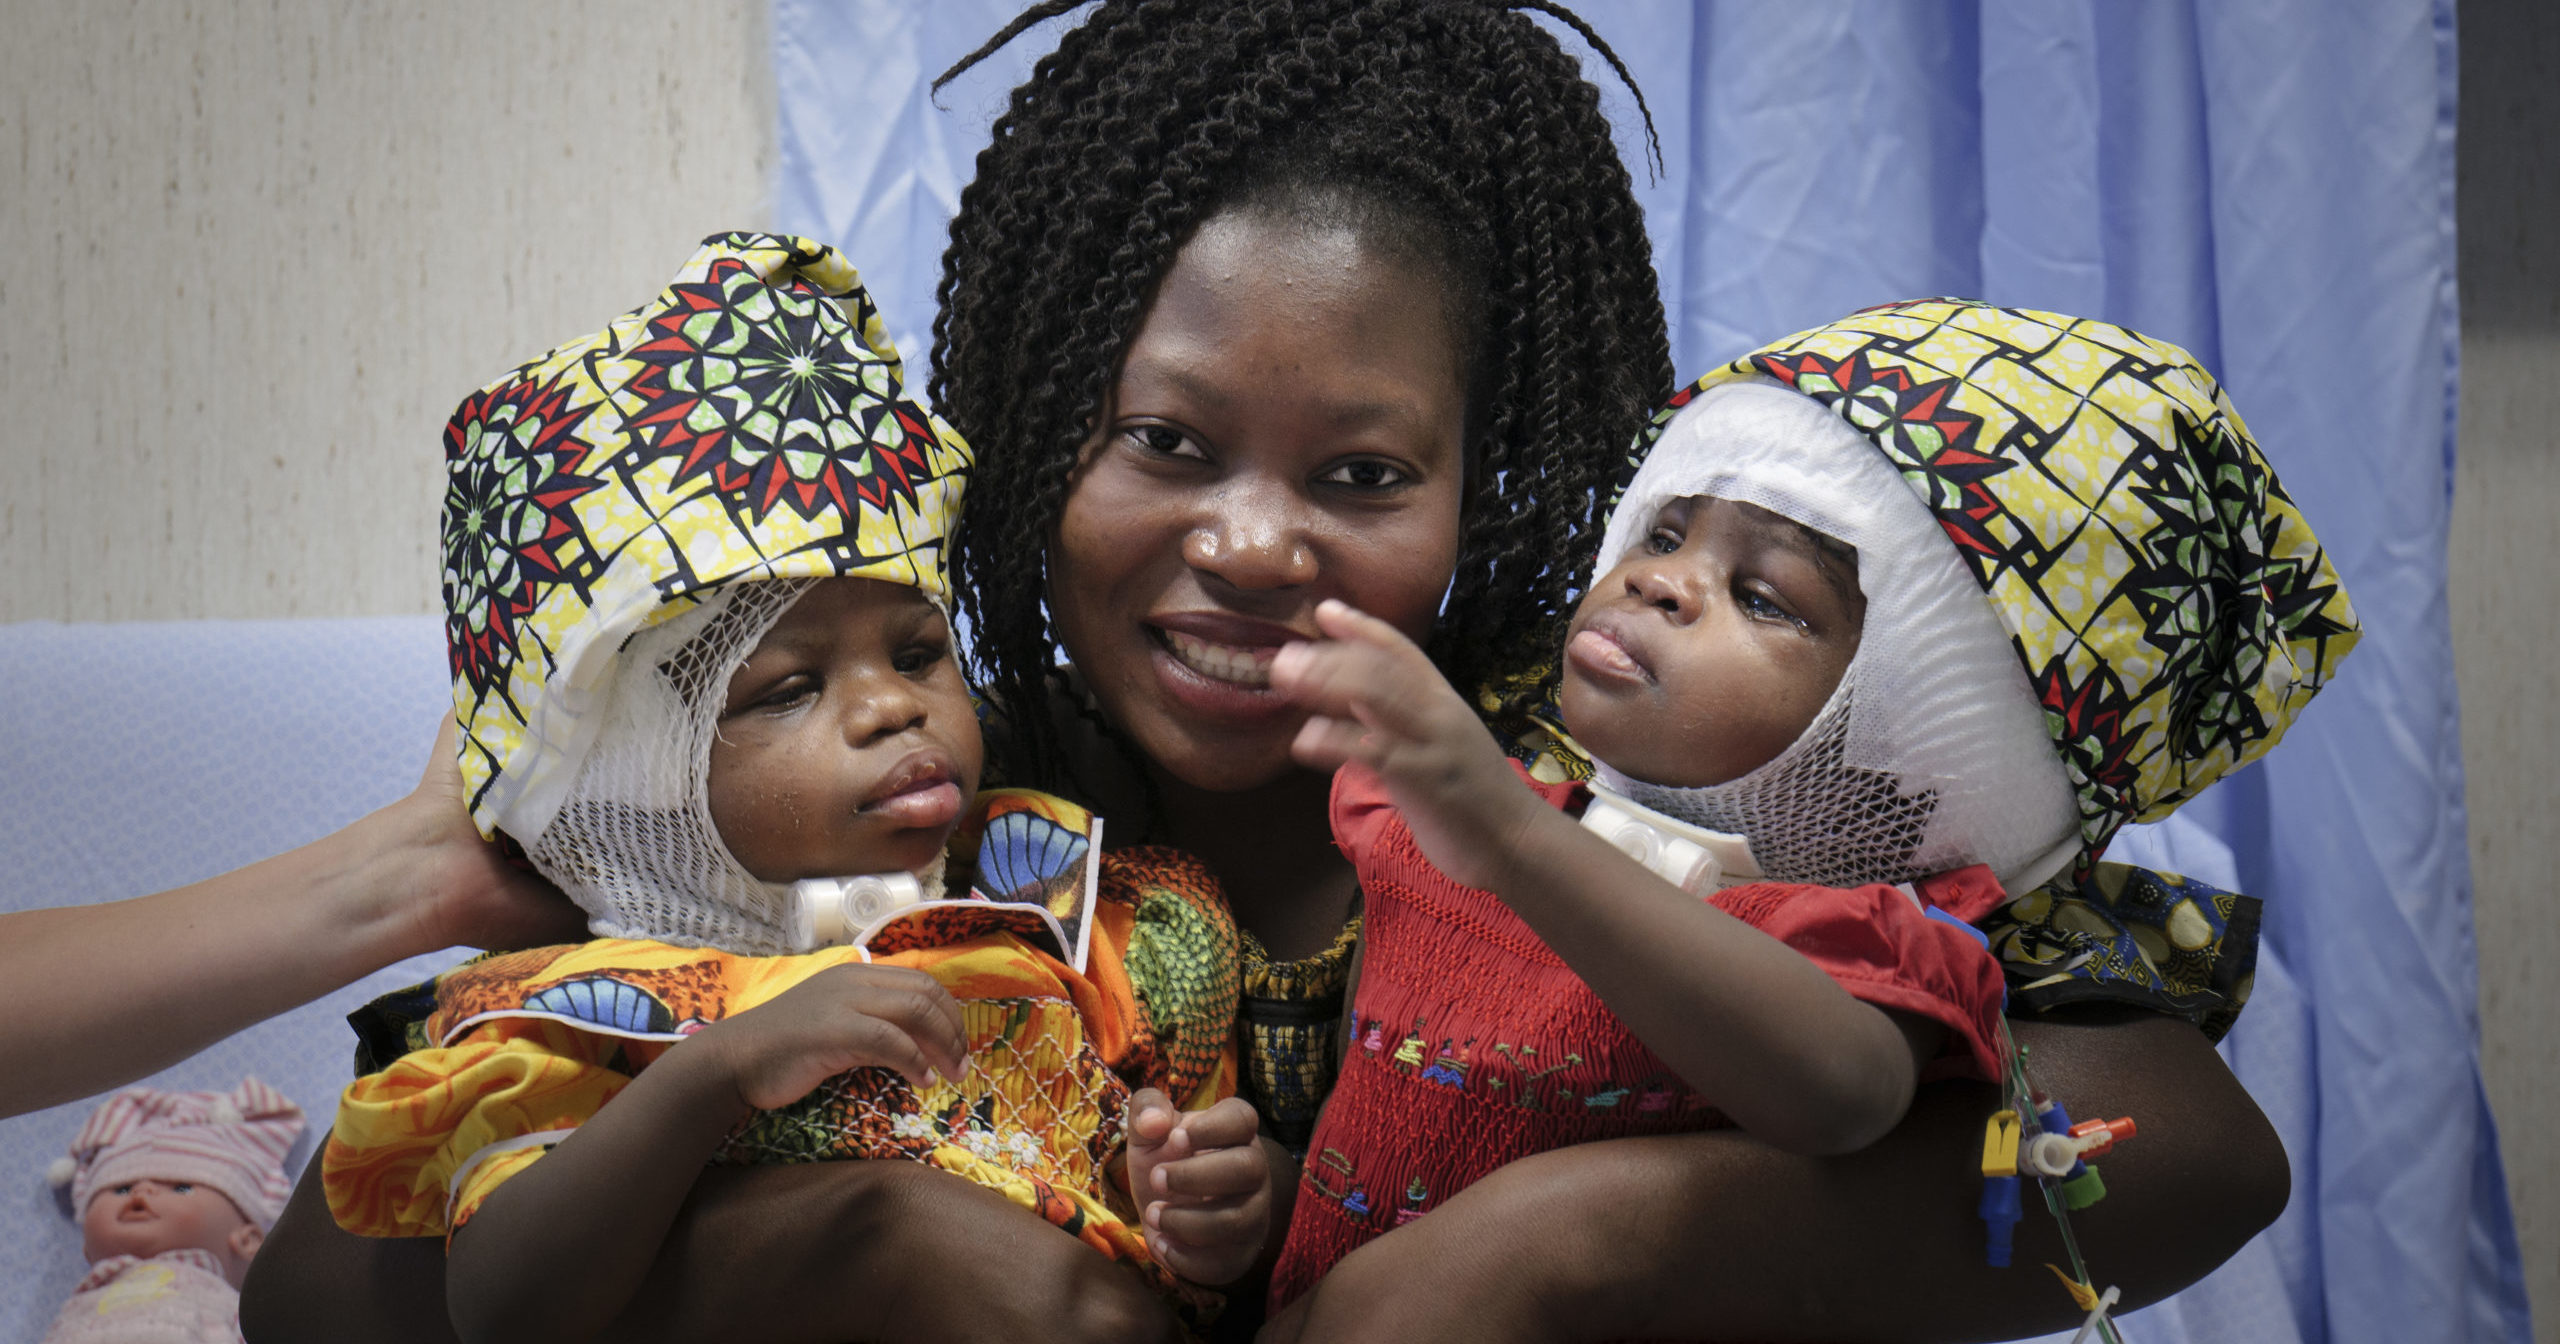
(1274, 600), (1930, 1155)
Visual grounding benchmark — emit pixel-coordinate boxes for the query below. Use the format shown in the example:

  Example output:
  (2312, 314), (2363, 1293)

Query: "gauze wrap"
(1622, 299), (2360, 878)
(442, 232), (971, 951)
(1589, 380), (2082, 894)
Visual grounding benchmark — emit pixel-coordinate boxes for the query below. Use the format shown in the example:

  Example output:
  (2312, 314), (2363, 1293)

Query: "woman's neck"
(1148, 764), (1358, 961)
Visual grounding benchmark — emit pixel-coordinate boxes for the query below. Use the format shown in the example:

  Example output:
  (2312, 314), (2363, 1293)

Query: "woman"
(243, 3), (2283, 1339)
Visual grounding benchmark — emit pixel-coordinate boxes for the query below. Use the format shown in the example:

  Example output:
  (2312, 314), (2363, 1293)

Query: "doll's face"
(1560, 495), (1865, 788)
(708, 578), (985, 881)
(82, 1178), (262, 1286)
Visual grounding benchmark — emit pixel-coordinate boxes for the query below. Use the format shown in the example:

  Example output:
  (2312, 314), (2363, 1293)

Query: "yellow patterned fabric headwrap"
(443, 231), (971, 842)
(1656, 299), (2358, 860)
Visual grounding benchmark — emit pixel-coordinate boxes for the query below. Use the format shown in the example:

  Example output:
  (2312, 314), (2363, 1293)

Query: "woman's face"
(1049, 208), (1468, 794)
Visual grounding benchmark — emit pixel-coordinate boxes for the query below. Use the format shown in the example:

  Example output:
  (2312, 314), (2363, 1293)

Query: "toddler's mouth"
(862, 752), (964, 829)
(1566, 614), (1654, 687)
(1156, 627), (1280, 688)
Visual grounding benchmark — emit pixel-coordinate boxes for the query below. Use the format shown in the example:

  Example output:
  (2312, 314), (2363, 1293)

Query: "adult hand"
(391, 716), (587, 955)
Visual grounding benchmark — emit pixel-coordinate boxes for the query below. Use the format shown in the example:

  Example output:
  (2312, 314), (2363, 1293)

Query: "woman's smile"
(1046, 206), (1468, 795)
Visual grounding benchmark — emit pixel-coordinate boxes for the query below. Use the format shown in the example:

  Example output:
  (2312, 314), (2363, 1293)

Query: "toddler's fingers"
(831, 967), (969, 1084)
(1122, 1088), (1179, 1151)
(1289, 714), (1369, 771)
(1172, 1096), (1260, 1151)
(1311, 598), (1418, 653)
(1151, 1196), (1267, 1250)
(1150, 1142), (1269, 1200)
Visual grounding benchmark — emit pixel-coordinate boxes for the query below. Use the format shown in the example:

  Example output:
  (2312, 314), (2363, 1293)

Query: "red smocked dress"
(1269, 761), (2013, 1308)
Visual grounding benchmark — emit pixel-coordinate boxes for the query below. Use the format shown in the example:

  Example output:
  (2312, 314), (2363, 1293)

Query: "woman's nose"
(1182, 479), (1317, 591)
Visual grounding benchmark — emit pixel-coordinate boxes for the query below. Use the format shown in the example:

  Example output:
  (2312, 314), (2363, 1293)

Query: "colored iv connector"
(1980, 1109), (2024, 1266)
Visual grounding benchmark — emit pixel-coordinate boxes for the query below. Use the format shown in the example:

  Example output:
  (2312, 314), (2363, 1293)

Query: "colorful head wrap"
(1650, 299), (2358, 862)
(444, 231), (971, 847)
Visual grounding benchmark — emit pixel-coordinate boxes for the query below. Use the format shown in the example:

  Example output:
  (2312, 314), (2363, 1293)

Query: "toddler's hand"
(690, 964), (968, 1112)
(1121, 1090), (1270, 1286)
(1270, 599), (1544, 891)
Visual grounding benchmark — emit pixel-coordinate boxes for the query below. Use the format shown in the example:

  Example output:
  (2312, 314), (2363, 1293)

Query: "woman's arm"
(0, 719), (584, 1119)
(1262, 1009), (2288, 1344)
(244, 1144), (1189, 1344)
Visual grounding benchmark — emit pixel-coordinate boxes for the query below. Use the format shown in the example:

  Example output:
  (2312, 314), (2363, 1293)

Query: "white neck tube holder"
(1579, 783), (1763, 894)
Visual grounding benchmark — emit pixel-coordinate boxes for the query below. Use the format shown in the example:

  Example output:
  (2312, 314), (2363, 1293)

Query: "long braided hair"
(933, 0), (1672, 784)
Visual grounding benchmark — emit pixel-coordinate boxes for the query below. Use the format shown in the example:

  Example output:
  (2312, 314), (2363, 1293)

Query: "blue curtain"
(773, 4), (2525, 1339)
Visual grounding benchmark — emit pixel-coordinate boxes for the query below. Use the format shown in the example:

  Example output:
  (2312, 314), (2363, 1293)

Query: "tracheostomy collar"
(1586, 379), (2081, 896)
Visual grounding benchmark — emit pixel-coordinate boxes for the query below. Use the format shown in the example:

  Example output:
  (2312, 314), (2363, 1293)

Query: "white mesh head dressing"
(525, 579), (828, 954)
(1586, 380), (2081, 894)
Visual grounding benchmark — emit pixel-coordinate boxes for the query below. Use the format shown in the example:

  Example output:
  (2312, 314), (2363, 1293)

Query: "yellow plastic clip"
(2044, 1267), (2121, 1343)
(1981, 1109), (2021, 1177)
(2037, 1264), (2099, 1305)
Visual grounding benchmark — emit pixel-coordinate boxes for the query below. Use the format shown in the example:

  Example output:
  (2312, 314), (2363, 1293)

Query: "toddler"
(1266, 298), (2358, 1302)
(44, 1079), (303, 1344)
(320, 233), (1268, 1340)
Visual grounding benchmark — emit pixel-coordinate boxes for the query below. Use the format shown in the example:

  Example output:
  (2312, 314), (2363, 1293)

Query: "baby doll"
(43, 1079), (304, 1344)
(320, 233), (1267, 1341)
(1266, 298), (2358, 1303)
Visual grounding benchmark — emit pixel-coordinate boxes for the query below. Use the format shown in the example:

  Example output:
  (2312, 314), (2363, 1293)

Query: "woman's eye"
(1123, 425), (1206, 460)
(1319, 459), (1408, 490)
(1645, 528), (1682, 555)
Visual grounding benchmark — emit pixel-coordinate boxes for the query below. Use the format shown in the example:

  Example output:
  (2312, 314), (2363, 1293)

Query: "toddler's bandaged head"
(1598, 299), (2357, 887)
(443, 232), (972, 950)
(48, 1079), (304, 1232)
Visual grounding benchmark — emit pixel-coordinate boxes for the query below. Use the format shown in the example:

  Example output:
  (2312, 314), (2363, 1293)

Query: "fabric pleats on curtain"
(774, 3), (2525, 1339)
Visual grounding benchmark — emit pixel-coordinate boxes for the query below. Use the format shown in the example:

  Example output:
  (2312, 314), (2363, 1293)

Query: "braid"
(935, 0), (1672, 785)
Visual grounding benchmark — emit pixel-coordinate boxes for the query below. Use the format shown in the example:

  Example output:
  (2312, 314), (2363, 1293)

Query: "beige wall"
(4, 0), (2555, 1329)
(0, 0), (770, 621)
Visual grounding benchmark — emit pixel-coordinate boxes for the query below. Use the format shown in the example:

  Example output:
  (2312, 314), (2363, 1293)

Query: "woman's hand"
(1271, 600), (1545, 891)
(391, 716), (588, 955)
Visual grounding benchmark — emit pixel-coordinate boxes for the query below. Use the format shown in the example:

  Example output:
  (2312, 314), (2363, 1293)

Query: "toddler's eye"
(741, 676), (818, 714)
(893, 643), (945, 676)
(170, 1183), (193, 1194)
(1320, 459), (1407, 490)
(1737, 585), (1801, 626)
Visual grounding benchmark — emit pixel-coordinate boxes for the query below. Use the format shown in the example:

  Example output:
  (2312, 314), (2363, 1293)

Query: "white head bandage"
(1586, 380), (2080, 894)
(523, 579), (935, 954)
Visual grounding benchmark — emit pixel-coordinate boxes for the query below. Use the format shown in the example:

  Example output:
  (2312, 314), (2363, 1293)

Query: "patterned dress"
(324, 796), (1238, 1315)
